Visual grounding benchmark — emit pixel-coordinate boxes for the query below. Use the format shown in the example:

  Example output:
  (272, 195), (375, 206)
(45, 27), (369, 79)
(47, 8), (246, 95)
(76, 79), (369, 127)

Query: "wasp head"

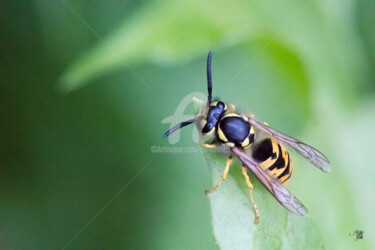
(200, 101), (227, 135)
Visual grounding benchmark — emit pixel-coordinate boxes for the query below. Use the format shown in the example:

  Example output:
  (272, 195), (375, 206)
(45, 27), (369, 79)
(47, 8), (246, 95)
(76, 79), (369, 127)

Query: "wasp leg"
(199, 142), (217, 148)
(242, 166), (260, 224)
(205, 156), (232, 194)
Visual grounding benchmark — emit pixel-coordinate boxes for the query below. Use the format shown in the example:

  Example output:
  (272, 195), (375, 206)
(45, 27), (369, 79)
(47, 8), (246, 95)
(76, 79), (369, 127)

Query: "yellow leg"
(200, 142), (217, 148)
(205, 156), (232, 194)
(242, 167), (260, 225)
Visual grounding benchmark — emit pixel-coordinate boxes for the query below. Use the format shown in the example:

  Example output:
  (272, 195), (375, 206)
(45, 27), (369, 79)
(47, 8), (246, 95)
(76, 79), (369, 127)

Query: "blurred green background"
(1, 0), (375, 249)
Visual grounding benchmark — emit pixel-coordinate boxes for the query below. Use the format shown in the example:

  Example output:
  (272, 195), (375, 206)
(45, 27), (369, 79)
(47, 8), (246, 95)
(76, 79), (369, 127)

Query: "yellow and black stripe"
(252, 138), (293, 183)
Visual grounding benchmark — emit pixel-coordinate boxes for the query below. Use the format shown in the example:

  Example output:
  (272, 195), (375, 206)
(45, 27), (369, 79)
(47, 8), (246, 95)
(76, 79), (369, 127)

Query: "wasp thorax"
(201, 101), (226, 134)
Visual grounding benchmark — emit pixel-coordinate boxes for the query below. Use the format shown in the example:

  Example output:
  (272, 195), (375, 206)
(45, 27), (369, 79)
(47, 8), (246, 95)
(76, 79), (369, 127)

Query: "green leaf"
(203, 152), (325, 250)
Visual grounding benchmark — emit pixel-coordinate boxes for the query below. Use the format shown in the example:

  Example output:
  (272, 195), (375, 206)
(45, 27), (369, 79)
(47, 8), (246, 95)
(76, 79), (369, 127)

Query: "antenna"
(207, 50), (212, 104)
(163, 119), (196, 138)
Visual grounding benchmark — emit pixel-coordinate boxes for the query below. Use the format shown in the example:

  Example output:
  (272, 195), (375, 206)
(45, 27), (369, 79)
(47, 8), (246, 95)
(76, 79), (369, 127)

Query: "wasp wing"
(249, 118), (331, 172)
(232, 147), (308, 216)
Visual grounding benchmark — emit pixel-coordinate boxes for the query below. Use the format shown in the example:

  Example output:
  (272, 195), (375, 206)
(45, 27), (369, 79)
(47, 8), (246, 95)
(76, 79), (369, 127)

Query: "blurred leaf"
(59, 0), (260, 91)
(58, 0), (368, 113)
(203, 152), (325, 250)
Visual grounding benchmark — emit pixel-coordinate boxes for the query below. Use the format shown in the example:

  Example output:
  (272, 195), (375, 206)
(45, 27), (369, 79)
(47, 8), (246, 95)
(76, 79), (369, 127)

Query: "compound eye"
(202, 122), (215, 134)
(217, 101), (225, 109)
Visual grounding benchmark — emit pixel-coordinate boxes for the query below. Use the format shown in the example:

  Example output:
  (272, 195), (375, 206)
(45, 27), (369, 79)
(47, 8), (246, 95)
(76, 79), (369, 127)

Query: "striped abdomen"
(251, 138), (293, 183)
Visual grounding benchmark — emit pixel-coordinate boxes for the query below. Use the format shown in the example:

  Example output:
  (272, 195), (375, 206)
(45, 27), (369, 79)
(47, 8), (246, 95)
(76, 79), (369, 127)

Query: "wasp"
(164, 51), (330, 224)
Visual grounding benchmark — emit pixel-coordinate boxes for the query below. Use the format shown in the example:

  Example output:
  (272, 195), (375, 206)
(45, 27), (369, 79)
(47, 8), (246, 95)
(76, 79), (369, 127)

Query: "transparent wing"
(249, 118), (331, 172)
(232, 147), (308, 216)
